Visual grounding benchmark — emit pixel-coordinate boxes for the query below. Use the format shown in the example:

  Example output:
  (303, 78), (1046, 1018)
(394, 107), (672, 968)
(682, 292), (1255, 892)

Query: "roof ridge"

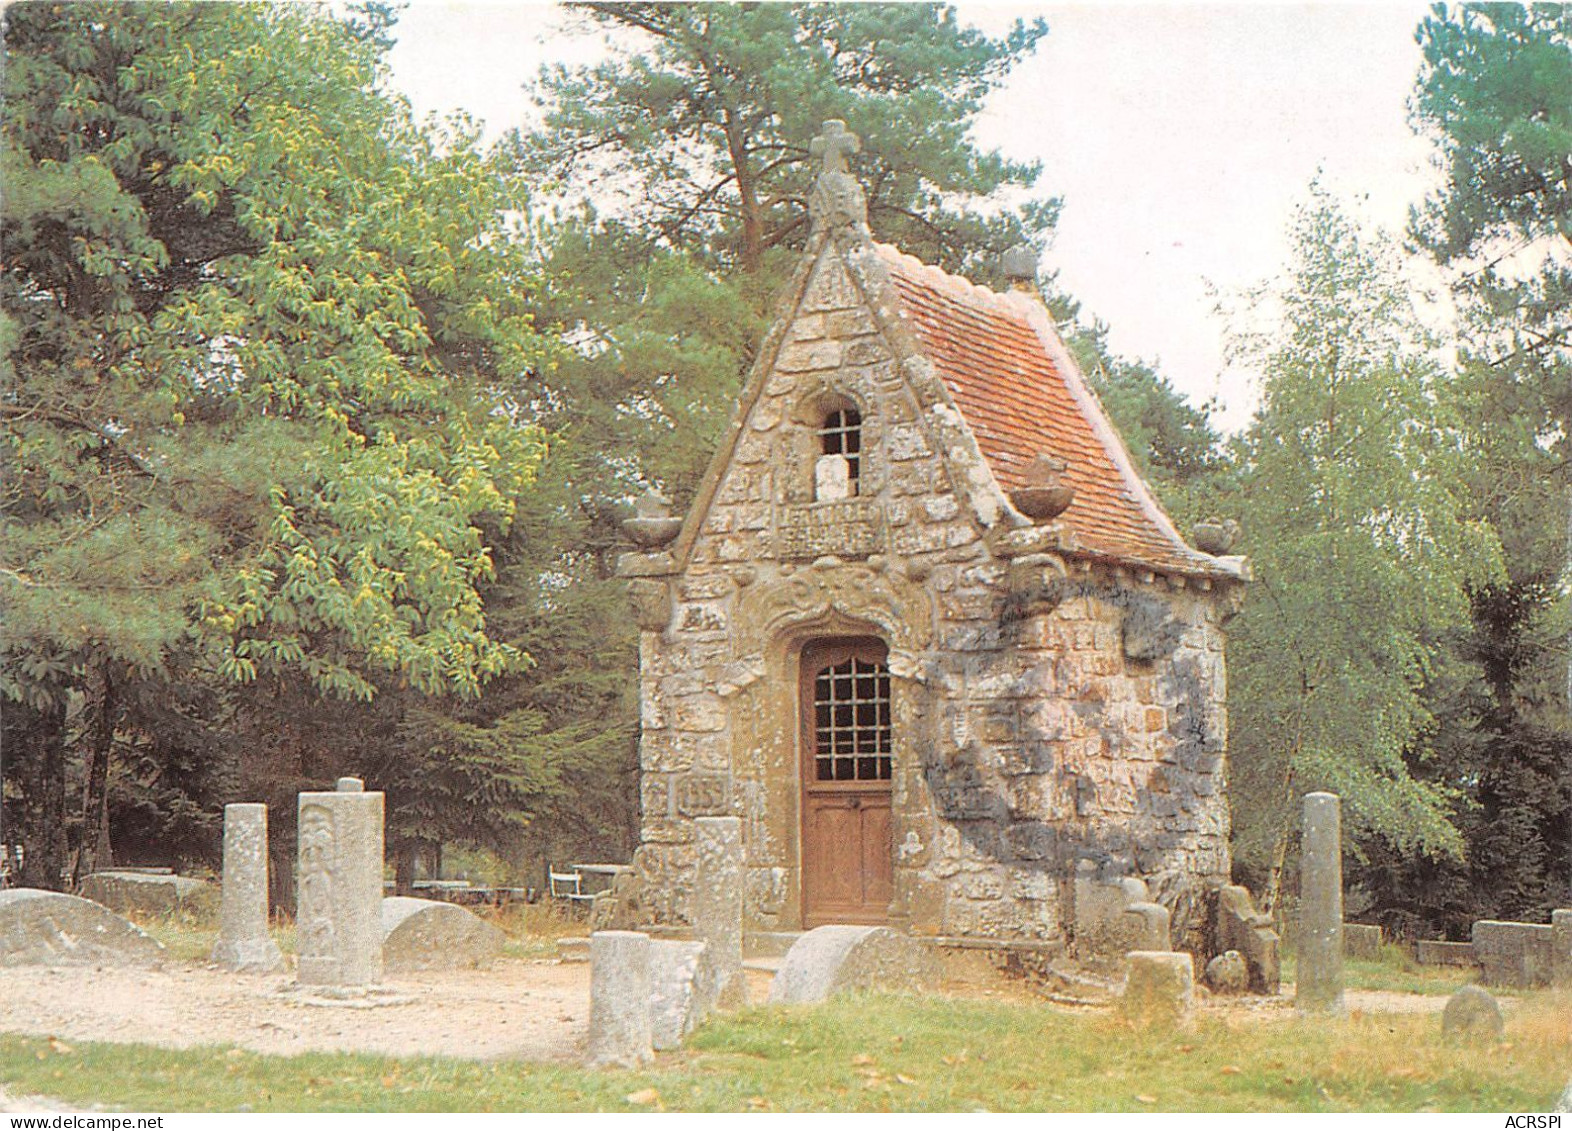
(872, 242), (1044, 321)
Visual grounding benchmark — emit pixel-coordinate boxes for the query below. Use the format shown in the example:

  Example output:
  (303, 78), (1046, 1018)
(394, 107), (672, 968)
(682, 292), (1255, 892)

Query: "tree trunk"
(393, 841), (417, 895)
(1564, 478), (1571, 906)
(74, 666), (116, 884)
(1262, 765), (1298, 918)
(721, 108), (763, 272)
(268, 827), (295, 916)
(18, 700), (69, 890)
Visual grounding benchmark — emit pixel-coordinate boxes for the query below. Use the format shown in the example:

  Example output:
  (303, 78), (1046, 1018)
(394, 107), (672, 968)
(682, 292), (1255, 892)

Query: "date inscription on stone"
(777, 499), (885, 560)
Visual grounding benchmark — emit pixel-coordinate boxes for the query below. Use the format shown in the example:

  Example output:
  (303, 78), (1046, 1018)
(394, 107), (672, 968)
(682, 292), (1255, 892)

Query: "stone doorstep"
(924, 935), (1067, 957)
(623, 928), (802, 959)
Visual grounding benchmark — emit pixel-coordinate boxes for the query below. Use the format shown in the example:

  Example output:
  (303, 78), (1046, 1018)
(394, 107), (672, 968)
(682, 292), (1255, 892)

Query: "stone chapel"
(610, 122), (1249, 951)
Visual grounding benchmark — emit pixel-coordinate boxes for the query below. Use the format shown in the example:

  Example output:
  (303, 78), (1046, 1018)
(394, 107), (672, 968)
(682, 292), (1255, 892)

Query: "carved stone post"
(295, 777), (384, 988)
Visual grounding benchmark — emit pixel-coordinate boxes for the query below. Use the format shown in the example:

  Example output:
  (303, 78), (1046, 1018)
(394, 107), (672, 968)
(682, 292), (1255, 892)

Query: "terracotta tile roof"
(875, 243), (1229, 578)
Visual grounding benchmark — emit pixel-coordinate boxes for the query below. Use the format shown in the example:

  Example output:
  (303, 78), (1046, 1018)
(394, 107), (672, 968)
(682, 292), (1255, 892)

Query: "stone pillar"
(295, 777), (384, 987)
(212, 803), (283, 973)
(588, 930), (654, 1067)
(1296, 791), (1344, 1014)
(691, 816), (745, 1012)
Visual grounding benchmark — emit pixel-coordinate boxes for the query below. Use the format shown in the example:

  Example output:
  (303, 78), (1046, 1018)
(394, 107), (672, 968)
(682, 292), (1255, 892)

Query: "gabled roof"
(875, 243), (1234, 579)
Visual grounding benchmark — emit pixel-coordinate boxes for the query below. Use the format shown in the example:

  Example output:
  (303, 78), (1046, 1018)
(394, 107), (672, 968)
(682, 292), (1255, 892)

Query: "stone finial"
(809, 119), (860, 176)
(623, 487), (682, 550)
(1001, 244), (1038, 291)
(1008, 453), (1075, 521)
(1193, 518), (1240, 556)
(808, 120), (868, 233)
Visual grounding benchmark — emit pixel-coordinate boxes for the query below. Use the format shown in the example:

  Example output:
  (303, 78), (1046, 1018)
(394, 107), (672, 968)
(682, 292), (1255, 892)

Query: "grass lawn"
(3, 990), (1567, 1113)
(1285, 946), (1483, 997)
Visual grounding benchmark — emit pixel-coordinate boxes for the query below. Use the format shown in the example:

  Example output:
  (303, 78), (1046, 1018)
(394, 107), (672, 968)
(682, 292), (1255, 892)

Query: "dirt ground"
(0, 958), (595, 1062)
(0, 951), (1454, 1067)
(0, 954), (1472, 1114)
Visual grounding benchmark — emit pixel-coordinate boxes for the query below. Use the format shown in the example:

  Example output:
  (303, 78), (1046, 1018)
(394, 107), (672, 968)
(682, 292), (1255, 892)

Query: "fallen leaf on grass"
(1136, 1094), (1157, 1104)
(895, 1074), (917, 1086)
(852, 1053), (876, 1066)
(47, 1038), (74, 1055)
(1220, 1065), (1242, 1075)
(1385, 1067), (1426, 1081)
(746, 1096), (770, 1110)
(626, 1088), (662, 1107)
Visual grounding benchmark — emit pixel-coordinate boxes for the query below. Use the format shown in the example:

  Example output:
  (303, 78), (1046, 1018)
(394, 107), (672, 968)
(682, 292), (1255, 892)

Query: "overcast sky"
(384, 2), (1440, 433)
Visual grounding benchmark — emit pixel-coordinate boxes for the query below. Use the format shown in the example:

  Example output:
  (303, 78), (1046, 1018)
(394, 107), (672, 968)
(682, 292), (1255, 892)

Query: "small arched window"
(817, 407), (862, 498)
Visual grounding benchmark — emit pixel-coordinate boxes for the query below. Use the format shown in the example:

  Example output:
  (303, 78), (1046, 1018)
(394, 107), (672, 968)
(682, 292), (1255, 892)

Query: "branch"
(0, 403), (157, 478)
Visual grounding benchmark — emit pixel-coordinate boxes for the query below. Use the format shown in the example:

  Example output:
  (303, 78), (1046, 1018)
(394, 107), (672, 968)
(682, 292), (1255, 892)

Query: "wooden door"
(800, 638), (893, 927)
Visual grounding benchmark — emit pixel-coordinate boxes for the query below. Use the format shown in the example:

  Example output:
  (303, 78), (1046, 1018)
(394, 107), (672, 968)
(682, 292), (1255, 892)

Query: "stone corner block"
(1120, 950), (1194, 1027)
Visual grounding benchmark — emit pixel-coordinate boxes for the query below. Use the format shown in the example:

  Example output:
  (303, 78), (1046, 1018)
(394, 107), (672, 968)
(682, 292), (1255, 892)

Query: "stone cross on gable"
(809, 120), (860, 177)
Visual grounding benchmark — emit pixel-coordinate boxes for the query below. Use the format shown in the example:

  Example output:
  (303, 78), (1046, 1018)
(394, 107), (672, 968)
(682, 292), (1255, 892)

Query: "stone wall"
(621, 239), (1236, 947)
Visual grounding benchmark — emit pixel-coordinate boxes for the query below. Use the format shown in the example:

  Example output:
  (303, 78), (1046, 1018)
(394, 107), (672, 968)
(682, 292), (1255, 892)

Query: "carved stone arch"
(726, 563), (935, 929)
(788, 382), (876, 501)
(789, 382), (869, 428)
(732, 563), (934, 672)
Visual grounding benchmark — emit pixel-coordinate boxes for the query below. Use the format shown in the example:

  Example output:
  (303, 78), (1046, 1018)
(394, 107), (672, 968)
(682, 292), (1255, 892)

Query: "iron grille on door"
(813, 656), (891, 782)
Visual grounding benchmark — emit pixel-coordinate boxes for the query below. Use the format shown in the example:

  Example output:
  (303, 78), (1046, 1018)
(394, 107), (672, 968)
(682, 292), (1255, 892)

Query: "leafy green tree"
(1224, 188), (1503, 913)
(1371, 1), (1572, 924)
(1, 1), (550, 887)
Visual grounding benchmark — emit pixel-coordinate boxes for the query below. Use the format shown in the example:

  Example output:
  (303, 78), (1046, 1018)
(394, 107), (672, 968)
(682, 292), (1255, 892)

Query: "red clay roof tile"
(874, 244), (1227, 578)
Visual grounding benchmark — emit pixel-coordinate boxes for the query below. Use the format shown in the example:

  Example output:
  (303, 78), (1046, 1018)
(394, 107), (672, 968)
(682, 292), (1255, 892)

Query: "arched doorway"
(799, 636), (893, 926)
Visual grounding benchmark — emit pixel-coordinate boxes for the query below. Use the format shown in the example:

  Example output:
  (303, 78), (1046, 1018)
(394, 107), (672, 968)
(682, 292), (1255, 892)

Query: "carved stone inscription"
(777, 499), (884, 560)
(297, 803), (336, 965)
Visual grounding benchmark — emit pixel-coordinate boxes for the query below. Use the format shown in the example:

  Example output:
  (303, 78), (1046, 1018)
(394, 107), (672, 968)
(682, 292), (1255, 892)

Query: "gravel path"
(0, 958), (590, 1062)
